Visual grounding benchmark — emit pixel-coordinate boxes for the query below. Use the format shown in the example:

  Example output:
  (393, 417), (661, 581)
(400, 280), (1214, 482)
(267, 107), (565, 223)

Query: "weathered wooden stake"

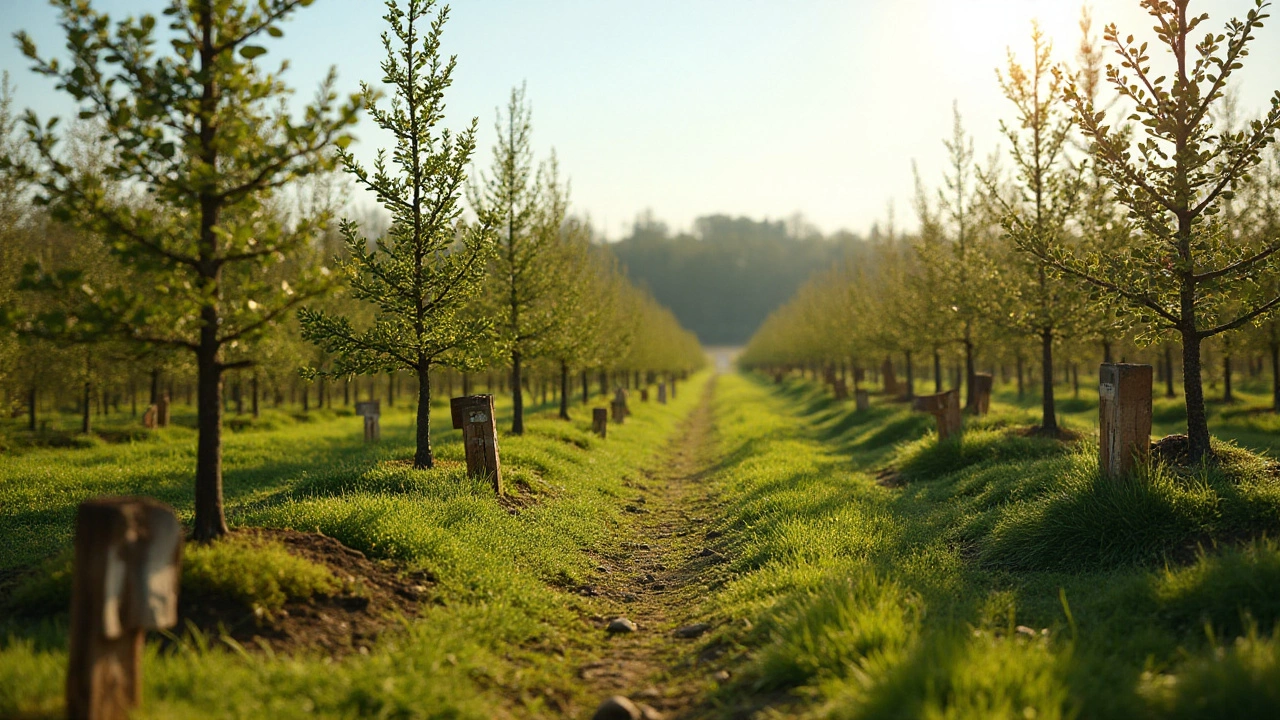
(68, 497), (182, 720)
(592, 408), (608, 438)
(1099, 363), (1152, 478)
(972, 373), (993, 416)
(912, 389), (962, 442)
(657, 383), (667, 404)
(156, 393), (170, 428)
(355, 400), (381, 442)
(855, 389), (870, 412)
(450, 395), (502, 493)
(640, 388), (650, 402)
(141, 405), (158, 429)
(612, 388), (630, 423)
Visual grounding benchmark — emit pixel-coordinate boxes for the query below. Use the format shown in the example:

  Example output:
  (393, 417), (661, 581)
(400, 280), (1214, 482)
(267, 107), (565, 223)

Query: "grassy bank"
(0, 375), (707, 719)
(694, 373), (1280, 719)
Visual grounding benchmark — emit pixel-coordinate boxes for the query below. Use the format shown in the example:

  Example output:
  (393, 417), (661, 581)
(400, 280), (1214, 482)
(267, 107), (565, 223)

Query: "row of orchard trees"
(743, 1), (1280, 462)
(0, 0), (702, 540)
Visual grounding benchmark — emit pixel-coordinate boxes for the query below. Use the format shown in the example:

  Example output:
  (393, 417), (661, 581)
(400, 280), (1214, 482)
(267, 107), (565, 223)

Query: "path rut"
(577, 375), (731, 718)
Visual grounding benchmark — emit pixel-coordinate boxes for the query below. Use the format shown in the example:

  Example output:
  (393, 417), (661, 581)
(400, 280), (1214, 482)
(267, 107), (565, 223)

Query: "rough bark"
(1182, 332), (1211, 461)
(933, 349), (943, 393)
(414, 362), (433, 469)
(559, 361), (571, 420)
(193, 344), (227, 541)
(1041, 329), (1057, 434)
(511, 350), (524, 435)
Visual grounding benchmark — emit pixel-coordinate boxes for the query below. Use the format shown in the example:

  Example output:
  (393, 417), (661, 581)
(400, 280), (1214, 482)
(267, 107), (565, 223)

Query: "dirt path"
(577, 375), (731, 719)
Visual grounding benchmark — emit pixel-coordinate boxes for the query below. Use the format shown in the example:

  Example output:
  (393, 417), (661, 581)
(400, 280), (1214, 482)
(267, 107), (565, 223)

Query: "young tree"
(1038, 0), (1280, 461)
(298, 0), (495, 470)
(470, 87), (570, 435)
(9, 0), (358, 540)
(988, 26), (1087, 435)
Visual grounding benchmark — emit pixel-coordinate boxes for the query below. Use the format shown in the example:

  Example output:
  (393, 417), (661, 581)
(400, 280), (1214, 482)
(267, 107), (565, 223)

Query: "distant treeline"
(610, 213), (872, 346)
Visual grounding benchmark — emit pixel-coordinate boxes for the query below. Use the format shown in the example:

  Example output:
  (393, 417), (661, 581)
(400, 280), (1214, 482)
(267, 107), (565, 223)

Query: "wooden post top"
(912, 390), (956, 415)
(450, 394), (493, 429)
(355, 400), (381, 418)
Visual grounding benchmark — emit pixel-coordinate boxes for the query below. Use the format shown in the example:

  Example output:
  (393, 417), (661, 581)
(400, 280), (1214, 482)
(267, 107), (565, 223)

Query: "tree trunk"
(81, 378), (92, 435)
(27, 385), (36, 432)
(387, 373), (395, 408)
(414, 362), (433, 469)
(1182, 332), (1211, 461)
(904, 351), (915, 400)
(462, 372), (471, 396)
(1164, 345), (1176, 398)
(251, 376), (260, 419)
(581, 370), (589, 405)
(1223, 354), (1234, 403)
(599, 370), (607, 397)
(1016, 354), (1025, 400)
(1271, 340), (1280, 413)
(559, 361), (571, 420)
(1102, 340), (1113, 365)
(150, 368), (160, 406)
(963, 330), (976, 409)
(933, 349), (943, 393)
(1041, 329), (1057, 434)
(511, 350), (525, 435)
(1072, 363), (1080, 399)
(194, 345), (228, 541)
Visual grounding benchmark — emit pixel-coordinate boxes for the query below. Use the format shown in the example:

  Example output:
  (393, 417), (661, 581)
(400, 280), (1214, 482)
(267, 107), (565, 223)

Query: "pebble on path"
(592, 695), (641, 720)
(674, 622), (711, 638)
(606, 617), (638, 634)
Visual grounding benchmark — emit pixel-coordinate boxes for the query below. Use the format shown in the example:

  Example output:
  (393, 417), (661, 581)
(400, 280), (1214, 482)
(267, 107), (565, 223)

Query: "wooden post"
(592, 408), (608, 438)
(640, 388), (649, 402)
(657, 382), (667, 404)
(141, 405), (158, 429)
(68, 497), (182, 720)
(450, 395), (502, 493)
(613, 388), (630, 420)
(355, 400), (381, 442)
(1099, 363), (1152, 478)
(912, 389), (962, 442)
(855, 389), (870, 411)
(972, 373), (993, 416)
(156, 393), (170, 428)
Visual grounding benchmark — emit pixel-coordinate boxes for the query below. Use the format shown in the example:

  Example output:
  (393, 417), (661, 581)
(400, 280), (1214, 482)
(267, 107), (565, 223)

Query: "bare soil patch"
(180, 528), (430, 658)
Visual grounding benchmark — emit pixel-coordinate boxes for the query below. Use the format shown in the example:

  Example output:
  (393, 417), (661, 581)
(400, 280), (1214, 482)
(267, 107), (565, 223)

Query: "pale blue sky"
(4, 0), (1279, 238)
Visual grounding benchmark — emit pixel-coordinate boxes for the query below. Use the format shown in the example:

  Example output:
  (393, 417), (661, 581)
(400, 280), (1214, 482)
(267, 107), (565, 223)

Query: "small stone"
(712, 669), (730, 682)
(705, 529), (723, 539)
(651, 583), (666, 591)
(622, 593), (639, 602)
(597, 565), (610, 573)
(593, 695), (641, 720)
(697, 548), (724, 559)
(675, 622), (711, 638)
(607, 617), (638, 634)
(643, 573), (657, 583)
(1015, 625), (1037, 637)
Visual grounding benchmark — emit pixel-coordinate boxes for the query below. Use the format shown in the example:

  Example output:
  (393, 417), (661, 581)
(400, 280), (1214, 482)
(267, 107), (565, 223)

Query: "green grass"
(0, 379), (708, 719)
(694, 373), (1280, 719)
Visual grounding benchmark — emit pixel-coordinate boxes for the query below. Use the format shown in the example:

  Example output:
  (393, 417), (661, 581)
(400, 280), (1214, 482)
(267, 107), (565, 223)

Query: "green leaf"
(240, 45), (267, 60)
